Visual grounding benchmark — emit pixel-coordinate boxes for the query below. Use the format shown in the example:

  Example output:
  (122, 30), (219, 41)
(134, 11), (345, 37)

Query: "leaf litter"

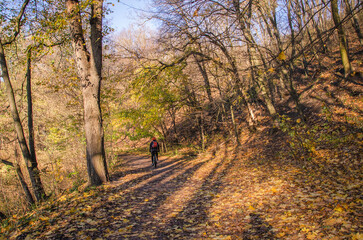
(1, 137), (362, 239)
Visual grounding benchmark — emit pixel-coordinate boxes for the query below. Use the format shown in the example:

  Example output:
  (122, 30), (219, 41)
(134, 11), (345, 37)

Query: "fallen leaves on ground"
(1, 141), (362, 239)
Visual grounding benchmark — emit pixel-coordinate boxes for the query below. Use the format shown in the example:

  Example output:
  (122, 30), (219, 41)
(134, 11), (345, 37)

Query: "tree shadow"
(153, 145), (242, 239)
(16, 153), (215, 239)
(109, 154), (186, 181)
(241, 213), (276, 240)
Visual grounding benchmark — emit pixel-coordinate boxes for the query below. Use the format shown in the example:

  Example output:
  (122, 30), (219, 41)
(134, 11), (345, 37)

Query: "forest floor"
(2, 127), (362, 240)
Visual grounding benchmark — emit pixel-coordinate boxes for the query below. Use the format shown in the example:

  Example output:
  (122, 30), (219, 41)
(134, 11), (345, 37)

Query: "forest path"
(8, 145), (361, 240)
(11, 148), (266, 240)
(100, 152), (249, 239)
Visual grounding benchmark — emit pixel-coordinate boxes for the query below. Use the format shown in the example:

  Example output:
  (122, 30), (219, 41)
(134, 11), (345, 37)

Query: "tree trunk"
(14, 143), (35, 205)
(26, 49), (36, 161)
(234, 0), (278, 123)
(67, 0), (109, 186)
(0, 40), (46, 201)
(302, 0), (327, 53)
(193, 54), (213, 103)
(230, 104), (240, 146)
(162, 141), (168, 153)
(197, 113), (205, 151)
(211, 37), (256, 128)
(25, 48), (46, 200)
(344, 0), (363, 45)
(259, 0), (305, 119)
(168, 108), (178, 143)
(331, 0), (352, 77)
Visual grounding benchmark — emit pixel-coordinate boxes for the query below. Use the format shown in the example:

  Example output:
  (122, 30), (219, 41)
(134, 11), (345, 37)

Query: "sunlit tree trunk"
(0, 143), (35, 205)
(0, 0), (46, 202)
(67, 0), (109, 186)
(234, 0), (278, 124)
(258, 0), (304, 119)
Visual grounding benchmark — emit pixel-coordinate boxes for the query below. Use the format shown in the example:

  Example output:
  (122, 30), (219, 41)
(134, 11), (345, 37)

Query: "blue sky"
(106, 0), (154, 32)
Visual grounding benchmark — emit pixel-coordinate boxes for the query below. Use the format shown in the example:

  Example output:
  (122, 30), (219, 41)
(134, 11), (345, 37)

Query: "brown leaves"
(2, 149), (362, 239)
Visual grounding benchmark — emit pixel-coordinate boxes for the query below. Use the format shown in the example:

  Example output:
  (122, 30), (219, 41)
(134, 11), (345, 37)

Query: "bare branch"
(2, 0), (31, 45)
(0, 159), (14, 167)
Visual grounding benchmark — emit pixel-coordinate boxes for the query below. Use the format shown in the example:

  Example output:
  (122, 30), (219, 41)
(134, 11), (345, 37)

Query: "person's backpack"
(152, 141), (158, 148)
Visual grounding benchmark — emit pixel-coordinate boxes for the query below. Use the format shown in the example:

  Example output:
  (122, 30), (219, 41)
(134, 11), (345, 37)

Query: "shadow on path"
(242, 213), (275, 240)
(14, 149), (277, 240)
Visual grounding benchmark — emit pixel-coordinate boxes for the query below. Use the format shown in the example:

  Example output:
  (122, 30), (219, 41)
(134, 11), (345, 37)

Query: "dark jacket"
(149, 140), (160, 152)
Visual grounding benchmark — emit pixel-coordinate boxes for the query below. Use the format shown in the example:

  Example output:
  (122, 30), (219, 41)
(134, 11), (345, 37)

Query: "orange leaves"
(306, 231), (319, 239)
(352, 233), (363, 240)
(248, 205), (255, 211)
(270, 187), (278, 193)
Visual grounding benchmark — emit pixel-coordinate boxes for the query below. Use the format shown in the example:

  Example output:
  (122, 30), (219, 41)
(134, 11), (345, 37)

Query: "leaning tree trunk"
(0, 40), (46, 201)
(14, 143), (35, 205)
(193, 54), (213, 103)
(67, 0), (109, 186)
(260, 0), (305, 119)
(0, 143), (35, 206)
(234, 0), (278, 124)
(331, 0), (352, 77)
(213, 38), (257, 128)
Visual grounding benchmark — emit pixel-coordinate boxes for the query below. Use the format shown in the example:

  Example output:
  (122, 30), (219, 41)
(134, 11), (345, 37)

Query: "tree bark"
(25, 47), (46, 200)
(234, 0), (278, 123)
(14, 143), (35, 205)
(258, 0), (305, 119)
(193, 54), (213, 103)
(67, 0), (109, 186)
(1, 152), (35, 206)
(206, 35), (256, 127)
(197, 113), (205, 151)
(26, 49), (37, 171)
(308, 0), (327, 53)
(230, 104), (240, 146)
(0, 40), (46, 201)
(331, 0), (352, 77)
(344, 0), (363, 45)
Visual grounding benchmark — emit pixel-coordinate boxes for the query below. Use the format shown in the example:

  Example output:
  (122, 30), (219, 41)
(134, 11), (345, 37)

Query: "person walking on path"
(149, 137), (160, 166)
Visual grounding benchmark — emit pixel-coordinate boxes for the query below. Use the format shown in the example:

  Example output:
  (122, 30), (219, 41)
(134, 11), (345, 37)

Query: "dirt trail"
(100, 153), (240, 239)
(8, 146), (361, 240)
(10, 151), (252, 240)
